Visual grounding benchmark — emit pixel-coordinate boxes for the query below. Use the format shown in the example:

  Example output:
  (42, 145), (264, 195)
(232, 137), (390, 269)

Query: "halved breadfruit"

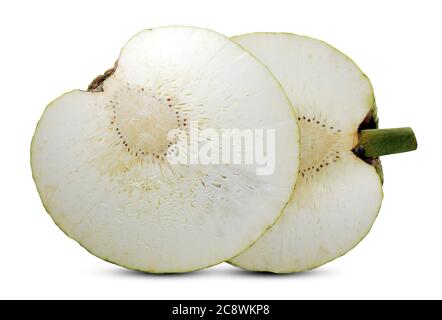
(230, 32), (410, 273)
(31, 27), (300, 273)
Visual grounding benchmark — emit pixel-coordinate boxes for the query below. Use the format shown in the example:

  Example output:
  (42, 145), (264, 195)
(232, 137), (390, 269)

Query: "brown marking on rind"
(87, 60), (118, 92)
(358, 110), (378, 131)
(353, 106), (384, 183)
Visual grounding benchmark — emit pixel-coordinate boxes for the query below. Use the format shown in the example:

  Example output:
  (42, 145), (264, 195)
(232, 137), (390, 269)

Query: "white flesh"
(31, 27), (300, 273)
(231, 33), (383, 273)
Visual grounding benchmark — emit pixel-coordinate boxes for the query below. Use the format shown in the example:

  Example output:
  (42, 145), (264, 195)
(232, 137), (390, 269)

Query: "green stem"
(354, 127), (417, 158)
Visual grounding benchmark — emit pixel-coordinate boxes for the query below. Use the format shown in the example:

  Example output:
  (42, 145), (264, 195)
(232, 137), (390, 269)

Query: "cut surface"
(31, 27), (300, 273)
(230, 33), (383, 273)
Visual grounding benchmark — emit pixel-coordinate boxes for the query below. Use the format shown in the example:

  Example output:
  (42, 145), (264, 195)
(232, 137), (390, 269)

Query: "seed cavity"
(108, 85), (190, 161)
(297, 114), (343, 178)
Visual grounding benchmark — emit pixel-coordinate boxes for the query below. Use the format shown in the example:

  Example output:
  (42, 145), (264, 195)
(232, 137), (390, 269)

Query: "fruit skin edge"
(30, 27), (303, 274)
(227, 32), (385, 274)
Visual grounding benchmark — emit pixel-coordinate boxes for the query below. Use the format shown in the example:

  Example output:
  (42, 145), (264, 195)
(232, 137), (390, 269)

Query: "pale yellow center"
(297, 116), (342, 175)
(113, 89), (179, 155)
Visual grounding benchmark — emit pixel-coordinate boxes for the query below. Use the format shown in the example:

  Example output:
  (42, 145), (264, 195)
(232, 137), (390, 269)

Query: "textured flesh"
(230, 33), (383, 273)
(31, 27), (300, 273)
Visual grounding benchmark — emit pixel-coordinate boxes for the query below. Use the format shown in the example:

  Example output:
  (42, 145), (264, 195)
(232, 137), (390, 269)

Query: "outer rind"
(31, 27), (301, 273)
(229, 32), (384, 273)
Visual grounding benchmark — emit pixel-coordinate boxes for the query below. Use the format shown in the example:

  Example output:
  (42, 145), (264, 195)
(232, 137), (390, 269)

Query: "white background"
(0, 0), (440, 300)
